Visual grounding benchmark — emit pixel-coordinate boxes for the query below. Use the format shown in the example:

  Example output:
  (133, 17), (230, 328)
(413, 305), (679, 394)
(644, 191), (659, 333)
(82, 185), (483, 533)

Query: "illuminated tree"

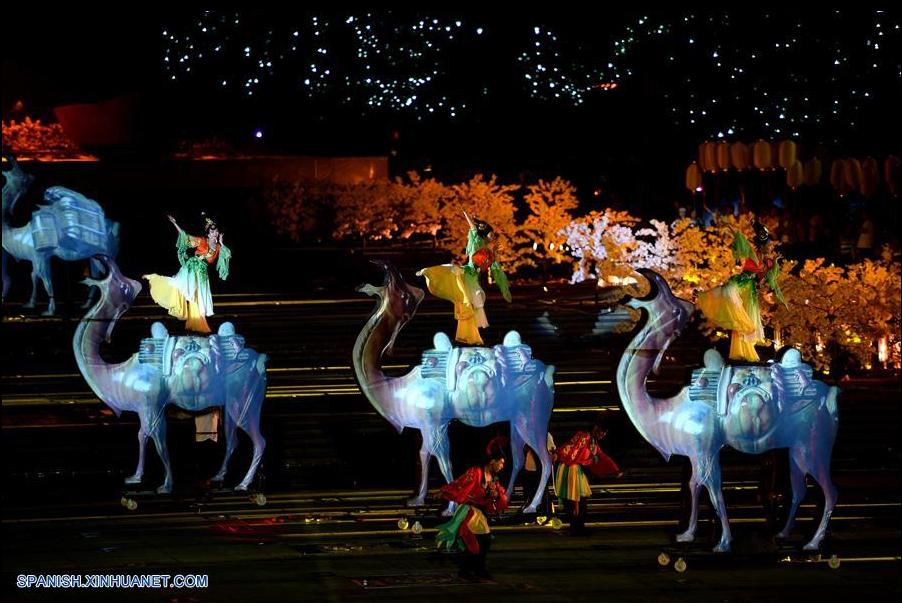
(438, 174), (519, 263)
(515, 177), (580, 277)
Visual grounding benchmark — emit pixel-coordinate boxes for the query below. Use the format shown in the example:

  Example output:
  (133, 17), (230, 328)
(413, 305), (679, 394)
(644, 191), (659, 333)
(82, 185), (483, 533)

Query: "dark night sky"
(3, 10), (900, 206)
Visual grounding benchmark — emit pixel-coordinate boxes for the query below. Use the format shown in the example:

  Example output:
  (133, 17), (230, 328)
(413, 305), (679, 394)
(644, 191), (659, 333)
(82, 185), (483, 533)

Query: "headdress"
(202, 212), (218, 232)
(752, 220), (770, 246)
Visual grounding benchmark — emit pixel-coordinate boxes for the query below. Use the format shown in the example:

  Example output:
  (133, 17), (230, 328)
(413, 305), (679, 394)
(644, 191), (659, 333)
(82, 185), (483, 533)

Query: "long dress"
(418, 229), (511, 345)
(697, 231), (786, 362)
(554, 431), (603, 511)
(435, 467), (509, 554)
(146, 232), (231, 333)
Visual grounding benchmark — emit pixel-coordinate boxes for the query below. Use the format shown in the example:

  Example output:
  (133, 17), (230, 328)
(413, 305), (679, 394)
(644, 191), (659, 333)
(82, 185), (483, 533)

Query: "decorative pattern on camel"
(353, 260), (556, 512)
(617, 268), (839, 552)
(72, 255), (268, 493)
(2, 155), (121, 315)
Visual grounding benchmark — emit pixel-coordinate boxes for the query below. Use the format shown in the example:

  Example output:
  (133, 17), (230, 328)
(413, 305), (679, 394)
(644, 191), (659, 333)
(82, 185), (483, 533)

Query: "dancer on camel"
(697, 220), (787, 362)
(418, 209), (510, 345)
(144, 214), (231, 334)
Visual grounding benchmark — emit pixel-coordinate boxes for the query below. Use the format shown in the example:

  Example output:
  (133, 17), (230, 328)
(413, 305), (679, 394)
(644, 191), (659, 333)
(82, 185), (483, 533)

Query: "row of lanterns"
(686, 139), (901, 197)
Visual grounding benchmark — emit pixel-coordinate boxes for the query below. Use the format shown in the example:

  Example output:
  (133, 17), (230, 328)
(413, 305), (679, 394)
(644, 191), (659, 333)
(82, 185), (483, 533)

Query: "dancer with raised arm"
(418, 209), (510, 345)
(144, 214), (231, 333)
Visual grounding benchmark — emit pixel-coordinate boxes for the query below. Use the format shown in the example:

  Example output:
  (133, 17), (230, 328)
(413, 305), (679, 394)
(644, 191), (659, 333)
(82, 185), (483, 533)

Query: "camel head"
(357, 260), (425, 355)
(2, 154), (34, 215)
(83, 255), (142, 342)
(625, 269), (695, 373)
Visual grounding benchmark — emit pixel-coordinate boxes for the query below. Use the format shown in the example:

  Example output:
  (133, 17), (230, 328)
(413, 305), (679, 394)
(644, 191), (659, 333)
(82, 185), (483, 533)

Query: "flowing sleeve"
(216, 243), (232, 280)
(176, 232), (191, 267)
(765, 258), (788, 308)
(438, 467), (478, 504)
(465, 229), (485, 258)
(490, 261), (512, 302)
(731, 230), (758, 266)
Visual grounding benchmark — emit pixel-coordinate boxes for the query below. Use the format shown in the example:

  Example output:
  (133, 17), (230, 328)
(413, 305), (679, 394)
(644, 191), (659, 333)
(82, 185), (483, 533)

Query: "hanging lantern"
(730, 141), (749, 170)
(803, 157), (823, 186)
(829, 159), (843, 189)
(860, 157), (880, 197)
(786, 160), (804, 190)
(702, 142), (718, 173)
(686, 162), (703, 192)
(752, 140), (773, 169)
(778, 140), (797, 169)
(885, 155), (901, 197)
(698, 142), (709, 172)
(842, 157), (862, 192)
(716, 141), (731, 171)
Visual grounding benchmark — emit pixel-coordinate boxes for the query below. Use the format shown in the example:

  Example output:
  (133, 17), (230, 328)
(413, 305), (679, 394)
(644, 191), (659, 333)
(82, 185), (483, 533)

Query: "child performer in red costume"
(435, 445), (509, 580)
(554, 419), (620, 536)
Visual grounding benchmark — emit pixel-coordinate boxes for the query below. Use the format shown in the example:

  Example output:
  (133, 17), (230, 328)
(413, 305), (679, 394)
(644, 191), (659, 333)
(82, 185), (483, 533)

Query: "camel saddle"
(420, 330), (542, 397)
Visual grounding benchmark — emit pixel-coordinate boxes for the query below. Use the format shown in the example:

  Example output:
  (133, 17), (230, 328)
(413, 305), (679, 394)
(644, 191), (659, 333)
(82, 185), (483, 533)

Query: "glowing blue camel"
(73, 255), (269, 493)
(2, 155), (120, 315)
(353, 261), (556, 512)
(617, 269), (839, 552)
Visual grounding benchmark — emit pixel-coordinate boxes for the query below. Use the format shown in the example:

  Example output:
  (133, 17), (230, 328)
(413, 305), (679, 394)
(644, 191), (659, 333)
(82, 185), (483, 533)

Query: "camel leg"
(408, 429), (435, 507)
(676, 466), (702, 543)
(777, 447), (809, 539)
(23, 263), (39, 308)
(517, 422), (552, 513)
(506, 427), (526, 503)
(147, 410), (173, 494)
(34, 256), (55, 315)
(701, 455), (732, 552)
(124, 427), (150, 485)
(235, 396), (266, 491)
(213, 405), (239, 482)
(432, 426), (458, 516)
(2, 249), (10, 301)
(803, 451), (837, 551)
(433, 424), (454, 485)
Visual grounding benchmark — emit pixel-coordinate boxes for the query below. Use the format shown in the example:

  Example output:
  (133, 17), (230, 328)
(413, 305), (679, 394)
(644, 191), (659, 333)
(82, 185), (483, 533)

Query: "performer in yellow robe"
(418, 210), (511, 345)
(697, 222), (787, 362)
(144, 214), (231, 334)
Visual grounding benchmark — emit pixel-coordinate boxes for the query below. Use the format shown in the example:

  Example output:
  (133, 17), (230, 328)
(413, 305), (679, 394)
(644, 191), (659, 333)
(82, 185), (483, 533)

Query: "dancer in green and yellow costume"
(417, 210), (511, 345)
(697, 221), (787, 362)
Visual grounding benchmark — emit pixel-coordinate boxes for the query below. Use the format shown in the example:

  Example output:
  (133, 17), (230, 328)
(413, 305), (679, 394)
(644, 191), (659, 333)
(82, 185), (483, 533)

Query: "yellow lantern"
(786, 160), (804, 190)
(860, 157), (879, 197)
(885, 155), (901, 197)
(842, 157), (862, 192)
(716, 141), (731, 171)
(698, 142), (709, 172)
(778, 140), (797, 169)
(829, 159), (843, 189)
(702, 142), (718, 173)
(752, 140), (773, 169)
(685, 162), (703, 192)
(730, 141), (749, 170)
(803, 157), (822, 186)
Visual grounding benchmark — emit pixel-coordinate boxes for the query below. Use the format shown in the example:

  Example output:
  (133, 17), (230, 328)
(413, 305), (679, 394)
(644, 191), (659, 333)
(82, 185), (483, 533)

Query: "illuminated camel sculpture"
(73, 256), (268, 493)
(353, 261), (556, 512)
(617, 269), (839, 552)
(2, 155), (120, 315)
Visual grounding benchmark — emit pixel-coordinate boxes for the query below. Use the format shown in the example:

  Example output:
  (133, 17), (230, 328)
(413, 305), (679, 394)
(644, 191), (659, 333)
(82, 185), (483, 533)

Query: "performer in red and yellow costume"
(435, 447), (508, 580)
(418, 210), (511, 345)
(697, 221), (787, 362)
(144, 214), (231, 333)
(555, 422), (619, 535)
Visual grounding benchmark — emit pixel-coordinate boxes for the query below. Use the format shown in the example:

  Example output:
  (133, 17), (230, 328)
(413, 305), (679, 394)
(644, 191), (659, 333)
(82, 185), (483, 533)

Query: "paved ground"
(3, 284), (900, 602)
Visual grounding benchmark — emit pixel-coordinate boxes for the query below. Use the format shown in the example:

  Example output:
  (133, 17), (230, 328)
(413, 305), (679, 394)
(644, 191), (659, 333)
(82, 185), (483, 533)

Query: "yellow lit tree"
(515, 177), (580, 277)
